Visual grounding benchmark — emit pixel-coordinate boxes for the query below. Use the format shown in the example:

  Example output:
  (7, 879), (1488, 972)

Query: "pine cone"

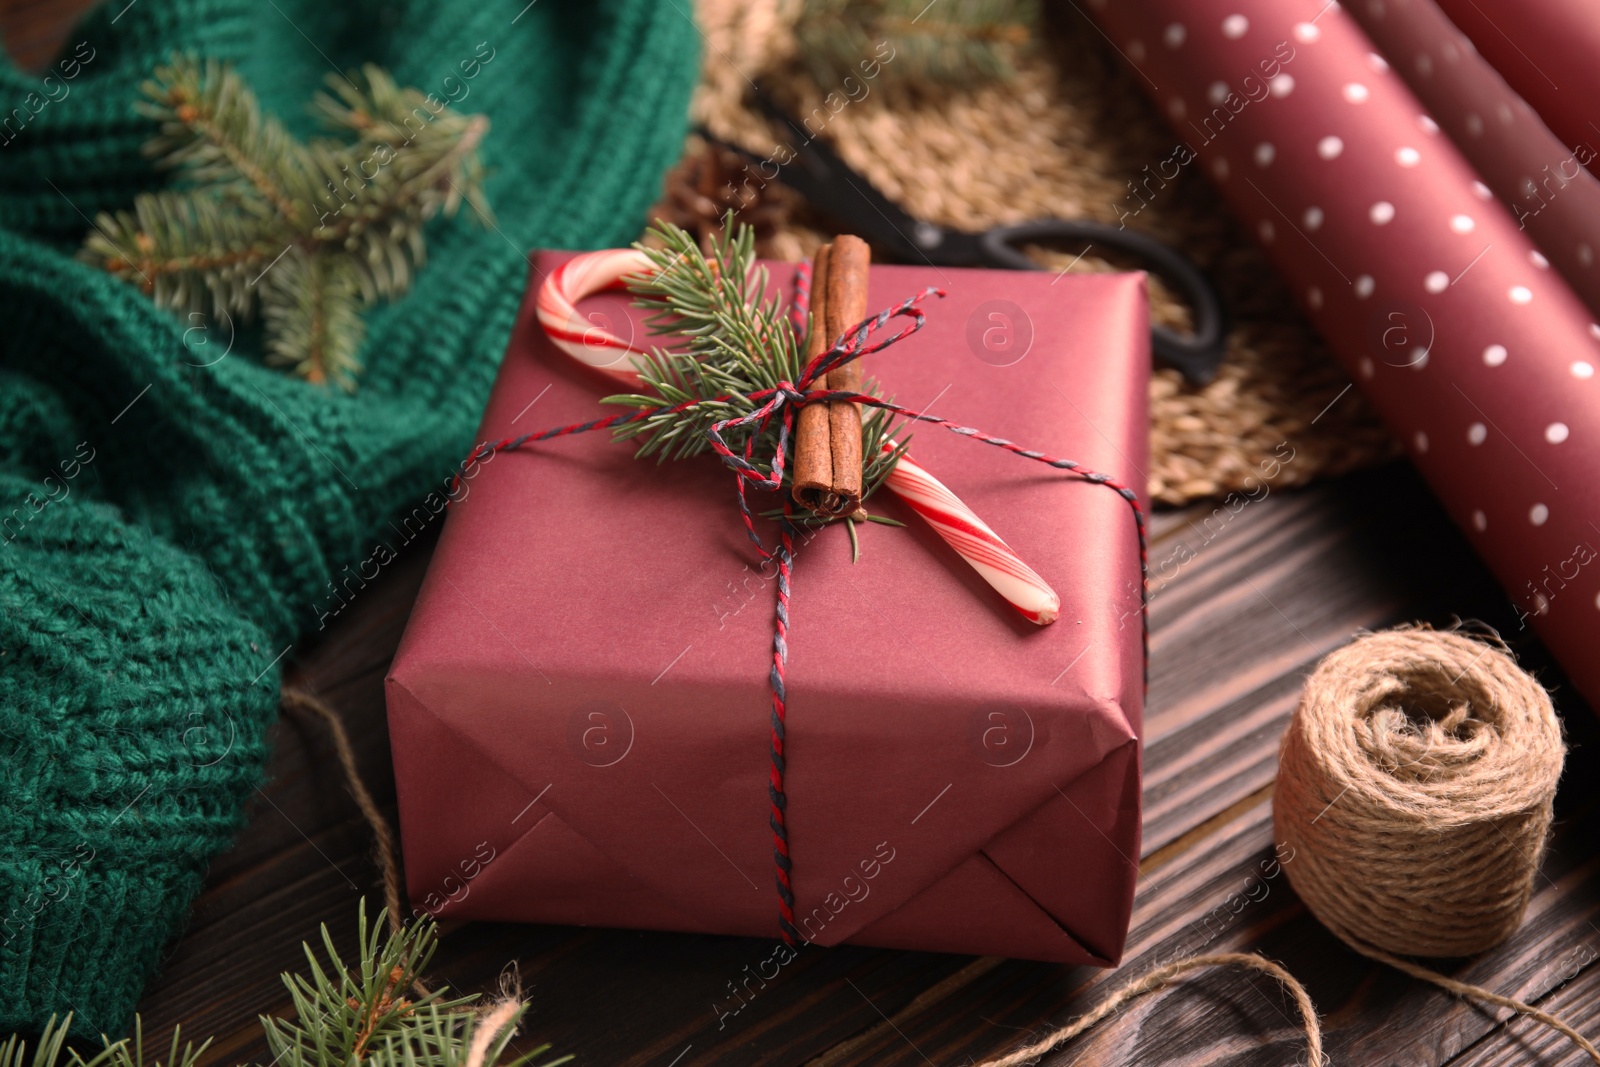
(652, 135), (803, 257)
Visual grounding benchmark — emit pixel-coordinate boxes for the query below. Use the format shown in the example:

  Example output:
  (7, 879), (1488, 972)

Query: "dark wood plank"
(1448, 956), (1600, 1066)
(131, 461), (1600, 1067)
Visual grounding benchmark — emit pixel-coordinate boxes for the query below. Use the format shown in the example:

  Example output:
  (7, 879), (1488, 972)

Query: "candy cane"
(882, 448), (1059, 625)
(535, 248), (655, 384)
(536, 249), (1060, 626)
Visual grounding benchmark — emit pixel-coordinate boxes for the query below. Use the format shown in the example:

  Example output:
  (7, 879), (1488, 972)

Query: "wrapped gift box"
(386, 252), (1149, 965)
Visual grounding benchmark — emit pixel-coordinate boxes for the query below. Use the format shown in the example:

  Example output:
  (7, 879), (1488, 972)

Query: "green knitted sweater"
(0, 0), (696, 1035)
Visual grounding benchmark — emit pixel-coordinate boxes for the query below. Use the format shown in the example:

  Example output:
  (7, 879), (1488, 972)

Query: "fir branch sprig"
(82, 56), (491, 390)
(795, 0), (1038, 89)
(0, 902), (566, 1067)
(606, 218), (908, 520)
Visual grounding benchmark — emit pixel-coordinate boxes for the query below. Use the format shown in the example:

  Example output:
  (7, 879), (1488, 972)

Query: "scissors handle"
(979, 220), (1229, 385)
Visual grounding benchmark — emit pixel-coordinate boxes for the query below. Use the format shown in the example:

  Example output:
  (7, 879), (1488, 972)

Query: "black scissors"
(701, 86), (1229, 385)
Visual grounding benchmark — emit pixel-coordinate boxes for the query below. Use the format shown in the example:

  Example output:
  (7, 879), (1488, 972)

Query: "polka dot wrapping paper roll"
(1085, 0), (1600, 707)
(1343, 0), (1600, 321)
(1434, 0), (1600, 185)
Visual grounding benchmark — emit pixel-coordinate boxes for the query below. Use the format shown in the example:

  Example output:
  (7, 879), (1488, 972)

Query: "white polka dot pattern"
(1344, 0), (1600, 324)
(1085, 0), (1600, 706)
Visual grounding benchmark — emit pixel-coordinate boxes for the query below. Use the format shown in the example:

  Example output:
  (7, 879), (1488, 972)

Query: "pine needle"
(0, 901), (568, 1067)
(608, 216), (909, 521)
(82, 55), (491, 390)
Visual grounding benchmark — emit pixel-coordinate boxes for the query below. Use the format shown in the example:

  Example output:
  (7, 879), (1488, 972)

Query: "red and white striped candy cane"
(882, 447), (1059, 625)
(536, 249), (1060, 626)
(536, 248), (655, 386)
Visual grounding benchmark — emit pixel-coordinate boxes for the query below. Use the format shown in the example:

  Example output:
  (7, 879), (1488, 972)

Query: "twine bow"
(702, 285), (936, 564)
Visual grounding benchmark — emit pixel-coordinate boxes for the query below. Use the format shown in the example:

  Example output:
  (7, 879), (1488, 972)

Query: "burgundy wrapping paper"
(385, 253), (1149, 963)
(1346, 0), (1600, 320)
(1433, 0), (1600, 182)
(1085, 0), (1600, 706)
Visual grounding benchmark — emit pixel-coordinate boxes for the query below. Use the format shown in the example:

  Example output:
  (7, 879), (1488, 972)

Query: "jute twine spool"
(1272, 628), (1597, 1061)
(976, 628), (1598, 1065)
(1276, 628), (1562, 959)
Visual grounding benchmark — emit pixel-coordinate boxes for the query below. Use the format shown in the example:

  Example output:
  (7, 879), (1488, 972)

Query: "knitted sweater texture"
(0, 0), (697, 1034)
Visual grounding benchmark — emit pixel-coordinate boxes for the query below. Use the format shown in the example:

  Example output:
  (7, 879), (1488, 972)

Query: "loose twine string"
(973, 953), (1322, 1066)
(280, 687), (407, 936)
(279, 686), (434, 1001)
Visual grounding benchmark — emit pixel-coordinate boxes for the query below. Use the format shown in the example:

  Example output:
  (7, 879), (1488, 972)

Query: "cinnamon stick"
(791, 243), (834, 510)
(791, 236), (871, 517)
(823, 236), (870, 516)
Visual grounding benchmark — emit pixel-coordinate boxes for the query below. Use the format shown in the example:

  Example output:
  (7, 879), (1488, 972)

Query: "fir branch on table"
(606, 217), (909, 522)
(795, 0), (1038, 89)
(81, 56), (490, 390)
(0, 902), (567, 1067)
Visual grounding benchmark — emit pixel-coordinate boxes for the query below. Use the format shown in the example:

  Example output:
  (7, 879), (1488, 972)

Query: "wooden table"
(134, 459), (1600, 1067)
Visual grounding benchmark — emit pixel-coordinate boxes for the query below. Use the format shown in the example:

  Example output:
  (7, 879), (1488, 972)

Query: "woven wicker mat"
(656, 1), (1399, 506)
